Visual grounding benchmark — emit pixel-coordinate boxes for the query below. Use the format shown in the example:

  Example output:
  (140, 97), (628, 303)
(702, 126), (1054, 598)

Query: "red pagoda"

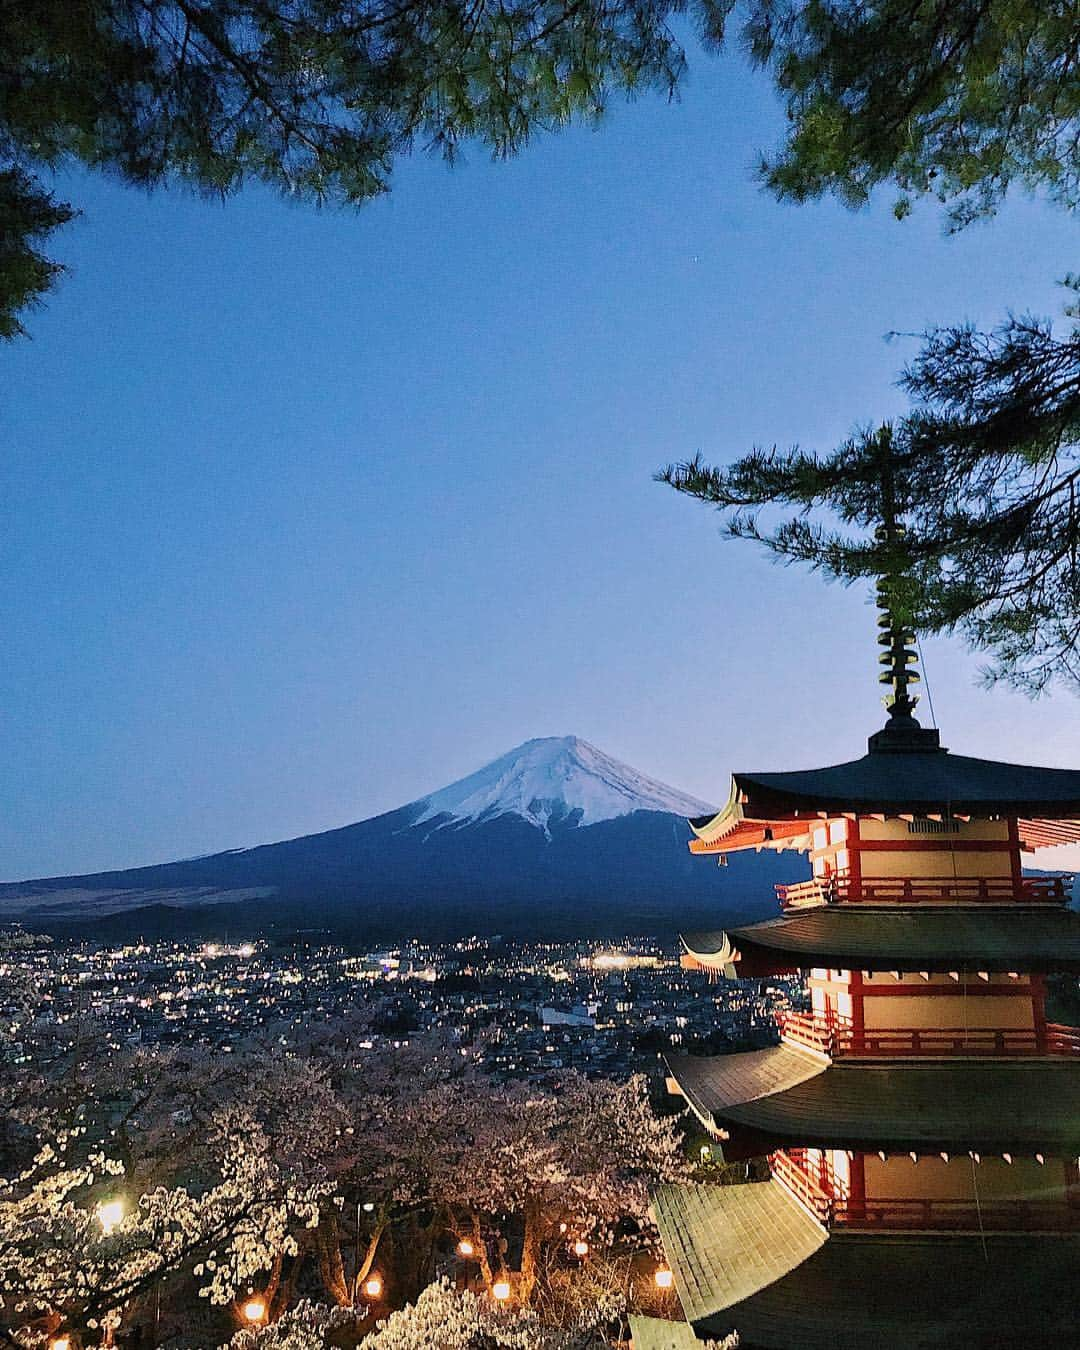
(651, 602), (1080, 1348)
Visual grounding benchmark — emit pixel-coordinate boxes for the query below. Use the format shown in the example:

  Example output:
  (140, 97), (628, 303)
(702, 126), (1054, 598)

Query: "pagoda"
(652, 592), (1080, 1348)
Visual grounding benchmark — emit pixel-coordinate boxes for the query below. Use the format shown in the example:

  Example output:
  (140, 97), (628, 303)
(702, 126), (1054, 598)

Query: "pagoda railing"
(779, 1010), (1080, 1058)
(776, 872), (1074, 910)
(777, 1010), (833, 1056)
(771, 1152), (1080, 1232)
(832, 1196), (1080, 1232)
(769, 1149), (831, 1223)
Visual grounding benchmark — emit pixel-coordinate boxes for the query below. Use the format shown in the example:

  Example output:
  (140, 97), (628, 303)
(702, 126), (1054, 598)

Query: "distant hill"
(0, 736), (804, 941)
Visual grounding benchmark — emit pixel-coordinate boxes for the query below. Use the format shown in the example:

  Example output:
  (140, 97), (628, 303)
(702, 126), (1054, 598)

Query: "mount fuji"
(1, 737), (804, 940)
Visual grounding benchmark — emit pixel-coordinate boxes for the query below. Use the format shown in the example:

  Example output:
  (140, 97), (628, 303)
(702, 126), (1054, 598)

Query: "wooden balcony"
(776, 872), (1074, 910)
(771, 1151), (1080, 1232)
(778, 1009), (1080, 1058)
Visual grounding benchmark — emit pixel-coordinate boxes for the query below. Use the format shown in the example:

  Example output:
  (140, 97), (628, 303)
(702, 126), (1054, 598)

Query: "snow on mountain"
(412, 735), (713, 836)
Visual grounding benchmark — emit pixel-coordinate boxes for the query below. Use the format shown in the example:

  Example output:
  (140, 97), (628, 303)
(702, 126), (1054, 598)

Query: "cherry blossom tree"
(361, 1278), (620, 1350)
(0, 1000), (689, 1343)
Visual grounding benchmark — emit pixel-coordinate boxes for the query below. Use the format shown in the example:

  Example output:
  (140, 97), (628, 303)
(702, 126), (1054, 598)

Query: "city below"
(3, 933), (802, 1084)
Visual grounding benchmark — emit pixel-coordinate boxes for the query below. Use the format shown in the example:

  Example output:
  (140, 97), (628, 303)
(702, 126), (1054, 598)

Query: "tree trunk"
(272, 1236), (310, 1321)
(317, 1214), (352, 1306)
(264, 1252), (284, 1307)
(355, 1220), (386, 1285)
(470, 1211), (496, 1292)
(519, 1200), (542, 1304)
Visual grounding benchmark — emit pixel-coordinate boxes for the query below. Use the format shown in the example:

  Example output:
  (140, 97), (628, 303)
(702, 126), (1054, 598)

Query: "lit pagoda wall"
(805, 967), (1045, 1047)
(807, 816), (1020, 890)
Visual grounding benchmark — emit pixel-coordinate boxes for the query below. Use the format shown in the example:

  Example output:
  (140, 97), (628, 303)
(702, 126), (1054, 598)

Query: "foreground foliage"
(5, 2), (1079, 335)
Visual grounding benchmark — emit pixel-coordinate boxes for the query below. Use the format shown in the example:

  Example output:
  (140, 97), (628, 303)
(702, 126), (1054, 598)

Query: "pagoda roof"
(667, 1050), (1080, 1151)
(667, 1044), (825, 1135)
(682, 905), (1080, 973)
(690, 747), (1080, 852)
(654, 1181), (1080, 1349)
(626, 1317), (700, 1350)
(652, 1179), (827, 1326)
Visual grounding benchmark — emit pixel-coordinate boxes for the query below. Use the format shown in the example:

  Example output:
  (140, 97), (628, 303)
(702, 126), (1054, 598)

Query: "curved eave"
(694, 1229), (1080, 1350)
(688, 779), (743, 846)
(691, 751), (1080, 852)
(655, 1182), (1080, 1349)
(667, 1045), (827, 1137)
(724, 906), (1080, 974)
(653, 1181), (827, 1328)
(713, 1059), (1080, 1153)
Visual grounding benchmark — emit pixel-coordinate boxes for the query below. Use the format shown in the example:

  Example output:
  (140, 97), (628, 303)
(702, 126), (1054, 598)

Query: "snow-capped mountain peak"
(411, 735), (713, 836)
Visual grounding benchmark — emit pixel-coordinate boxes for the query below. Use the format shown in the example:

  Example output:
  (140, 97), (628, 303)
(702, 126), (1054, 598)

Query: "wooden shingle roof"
(654, 1181), (1080, 1349)
(652, 1181), (826, 1326)
(684, 904), (1080, 973)
(667, 1053), (1080, 1151)
(626, 1316), (701, 1350)
(666, 1044), (825, 1136)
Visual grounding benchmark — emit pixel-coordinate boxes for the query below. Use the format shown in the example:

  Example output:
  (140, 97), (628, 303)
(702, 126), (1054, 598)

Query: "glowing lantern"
(363, 1276), (383, 1300)
(654, 1268), (674, 1290)
(457, 1239), (475, 1257)
(492, 1280), (511, 1301)
(97, 1200), (125, 1235)
(241, 1298), (266, 1325)
(50, 1338), (71, 1350)
(573, 1240), (589, 1257)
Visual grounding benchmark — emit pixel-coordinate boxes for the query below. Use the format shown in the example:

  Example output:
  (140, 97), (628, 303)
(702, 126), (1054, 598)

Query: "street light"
(242, 1297), (267, 1325)
(654, 1268), (674, 1290)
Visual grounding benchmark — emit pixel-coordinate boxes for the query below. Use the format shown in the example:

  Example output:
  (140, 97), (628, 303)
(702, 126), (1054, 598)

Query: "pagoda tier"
(681, 905), (1080, 976)
(652, 1181), (1080, 1350)
(688, 740), (1080, 856)
(666, 1048), (1080, 1154)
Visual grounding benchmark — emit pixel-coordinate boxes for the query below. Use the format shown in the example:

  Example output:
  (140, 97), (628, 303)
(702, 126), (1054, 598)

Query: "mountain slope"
(1, 737), (803, 940)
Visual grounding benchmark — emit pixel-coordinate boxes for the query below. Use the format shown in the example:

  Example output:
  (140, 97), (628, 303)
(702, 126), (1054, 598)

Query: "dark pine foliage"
(4, 3), (1080, 334)
(660, 284), (1080, 693)
(0, 0), (734, 336)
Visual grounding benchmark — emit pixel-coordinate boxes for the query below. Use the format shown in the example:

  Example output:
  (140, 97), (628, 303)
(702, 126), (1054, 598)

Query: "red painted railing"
(776, 872), (1074, 910)
(832, 1196), (1080, 1231)
(778, 1011), (1080, 1058)
(771, 1152), (1080, 1232)
(777, 1010), (833, 1056)
(769, 1149), (831, 1223)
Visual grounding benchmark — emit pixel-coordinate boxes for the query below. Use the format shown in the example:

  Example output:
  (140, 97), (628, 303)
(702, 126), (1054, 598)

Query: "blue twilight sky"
(3, 45), (1079, 881)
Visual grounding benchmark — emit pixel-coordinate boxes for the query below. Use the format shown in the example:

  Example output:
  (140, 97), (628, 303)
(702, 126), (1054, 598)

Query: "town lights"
(457, 1239), (475, 1257)
(654, 1268), (674, 1290)
(572, 1240), (589, 1257)
(492, 1280), (511, 1302)
(97, 1200), (125, 1235)
(363, 1276), (383, 1300)
(241, 1298), (267, 1325)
